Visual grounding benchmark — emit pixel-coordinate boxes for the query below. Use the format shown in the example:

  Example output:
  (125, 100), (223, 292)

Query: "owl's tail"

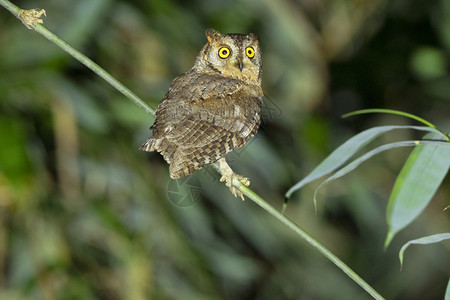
(139, 138), (157, 152)
(169, 150), (204, 179)
(140, 138), (178, 165)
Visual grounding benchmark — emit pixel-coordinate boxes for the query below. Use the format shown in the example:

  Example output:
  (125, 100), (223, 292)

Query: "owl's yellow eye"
(218, 47), (231, 59)
(245, 47), (255, 58)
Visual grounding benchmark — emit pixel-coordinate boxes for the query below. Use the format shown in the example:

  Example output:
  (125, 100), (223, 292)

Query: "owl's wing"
(147, 73), (262, 178)
(161, 76), (262, 147)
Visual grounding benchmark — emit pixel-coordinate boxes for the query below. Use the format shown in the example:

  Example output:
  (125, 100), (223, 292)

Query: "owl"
(140, 28), (263, 199)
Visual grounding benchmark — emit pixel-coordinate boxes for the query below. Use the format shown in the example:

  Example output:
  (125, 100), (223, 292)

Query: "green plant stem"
(0, 0), (155, 116)
(343, 109), (450, 142)
(211, 164), (385, 300)
(1, 1), (384, 299)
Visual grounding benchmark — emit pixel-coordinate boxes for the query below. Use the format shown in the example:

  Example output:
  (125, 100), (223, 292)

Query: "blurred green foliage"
(0, 0), (449, 299)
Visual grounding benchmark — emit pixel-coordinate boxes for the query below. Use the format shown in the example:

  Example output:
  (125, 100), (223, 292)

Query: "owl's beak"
(237, 60), (244, 72)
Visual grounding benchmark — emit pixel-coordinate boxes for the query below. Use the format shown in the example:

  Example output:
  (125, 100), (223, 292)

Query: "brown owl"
(140, 28), (263, 199)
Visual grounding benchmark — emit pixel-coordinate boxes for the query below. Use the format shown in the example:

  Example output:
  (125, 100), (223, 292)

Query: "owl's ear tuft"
(248, 33), (260, 43)
(206, 28), (222, 44)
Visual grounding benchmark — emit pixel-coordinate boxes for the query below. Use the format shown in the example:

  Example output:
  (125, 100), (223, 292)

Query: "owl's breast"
(153, 71), (262, 136)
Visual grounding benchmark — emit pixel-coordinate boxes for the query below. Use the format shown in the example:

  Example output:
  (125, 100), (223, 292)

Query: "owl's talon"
(18, 9), (46, 29)
(219, 175), (227, 184)
(240, 177), (250, 186)
(224, 179), (246, 201)
(230, 187), (245, 201)
(217, 158), (250, 200)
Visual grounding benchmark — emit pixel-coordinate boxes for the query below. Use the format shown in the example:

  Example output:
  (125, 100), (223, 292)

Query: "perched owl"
(140, 29), (263, 199)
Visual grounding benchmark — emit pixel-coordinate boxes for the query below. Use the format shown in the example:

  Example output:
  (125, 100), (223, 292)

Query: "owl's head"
(194, 29), (262, 85)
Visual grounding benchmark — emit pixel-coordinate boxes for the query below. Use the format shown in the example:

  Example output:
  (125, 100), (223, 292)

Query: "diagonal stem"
(210, 164), (385, 300)
(0, 0), (155, 116)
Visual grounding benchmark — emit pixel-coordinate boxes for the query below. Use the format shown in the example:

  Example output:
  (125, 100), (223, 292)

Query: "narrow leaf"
(399, 233), (450, 269)
(313, 140), (450, 210)
(342, 109), (437, 130)
(342, 108), (450, 142)
(385, 134), (450, 247)
(285, 125), (441, 198)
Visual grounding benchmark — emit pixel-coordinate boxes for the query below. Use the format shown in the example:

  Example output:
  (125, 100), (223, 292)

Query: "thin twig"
(0, 0), (155, 116)
(210, 166), (385, 300)
(0, 1), (384, 299)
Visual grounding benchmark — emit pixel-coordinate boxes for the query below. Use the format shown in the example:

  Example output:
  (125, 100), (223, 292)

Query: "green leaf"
(399, 233), (450, 269)
(342, 108), (449, 142)
(312, 140), (449, 210)
(285, 125), (442, 198)
(343, 109), (438, 130)
(385, 134), (450, 247)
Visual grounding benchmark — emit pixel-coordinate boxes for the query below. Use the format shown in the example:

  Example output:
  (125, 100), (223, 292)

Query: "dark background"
(0, 0), (449, 299)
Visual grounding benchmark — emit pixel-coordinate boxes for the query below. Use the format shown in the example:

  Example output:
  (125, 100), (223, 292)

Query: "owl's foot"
(217, 158), (250, 201)
(18, 9), (46, 29)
